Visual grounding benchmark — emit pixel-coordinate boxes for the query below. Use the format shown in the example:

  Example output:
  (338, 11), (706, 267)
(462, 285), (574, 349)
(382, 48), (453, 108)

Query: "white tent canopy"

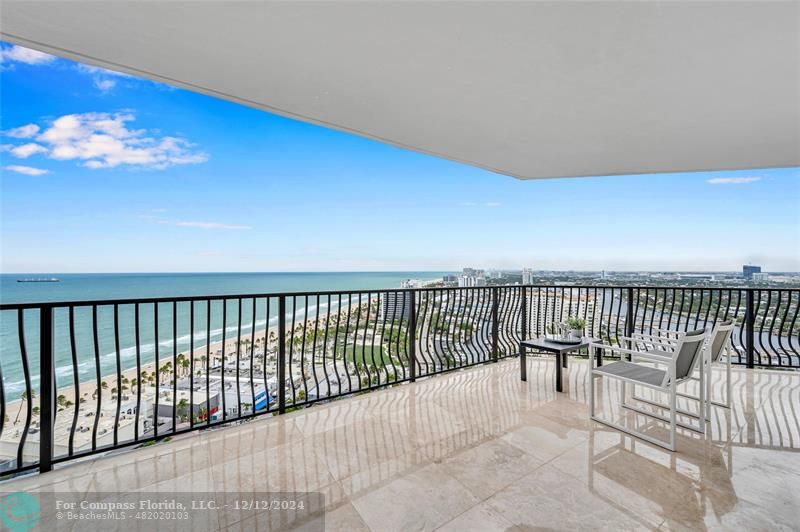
(2, 1), (798, 180)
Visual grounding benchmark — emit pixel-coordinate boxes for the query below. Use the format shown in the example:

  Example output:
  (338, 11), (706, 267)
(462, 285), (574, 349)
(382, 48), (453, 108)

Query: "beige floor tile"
(437, 438), (544, 500)
(1, 358), (797, 532)
(485, 463), (655, 530)
(351, 462), (479, 532)
(436, 501), (516, 532)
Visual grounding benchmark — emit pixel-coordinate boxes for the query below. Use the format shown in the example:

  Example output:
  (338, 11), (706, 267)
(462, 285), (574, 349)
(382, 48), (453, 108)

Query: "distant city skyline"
(1, 42), (799, 274)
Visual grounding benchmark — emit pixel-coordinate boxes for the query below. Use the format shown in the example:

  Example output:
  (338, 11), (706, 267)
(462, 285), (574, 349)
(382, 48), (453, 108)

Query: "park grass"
(343, 345), (395, 367)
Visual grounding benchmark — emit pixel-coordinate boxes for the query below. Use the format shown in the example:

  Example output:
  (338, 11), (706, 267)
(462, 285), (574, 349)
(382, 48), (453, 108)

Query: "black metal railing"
(0, 284), (797, 476)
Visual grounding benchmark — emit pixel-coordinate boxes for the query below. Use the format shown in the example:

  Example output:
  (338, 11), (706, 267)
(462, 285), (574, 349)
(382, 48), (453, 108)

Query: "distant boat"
(16, 278), (60, 283)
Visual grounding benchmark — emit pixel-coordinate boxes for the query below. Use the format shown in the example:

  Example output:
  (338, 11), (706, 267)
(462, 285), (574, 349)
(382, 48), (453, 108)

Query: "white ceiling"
(2, 1), (799, 180)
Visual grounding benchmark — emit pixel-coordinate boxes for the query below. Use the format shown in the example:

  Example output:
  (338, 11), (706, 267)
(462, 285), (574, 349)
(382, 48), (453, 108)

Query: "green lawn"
(342, 345), (396, 367)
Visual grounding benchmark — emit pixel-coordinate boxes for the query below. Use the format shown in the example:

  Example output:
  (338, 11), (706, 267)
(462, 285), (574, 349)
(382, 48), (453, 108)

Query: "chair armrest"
(652, 327), (685, 339)
(589, 343), (673, 366)
(629, 333), (679, 345)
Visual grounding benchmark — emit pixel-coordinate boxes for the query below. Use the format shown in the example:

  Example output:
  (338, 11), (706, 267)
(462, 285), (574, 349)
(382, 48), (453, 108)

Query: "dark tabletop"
(520, 337), (598, 353)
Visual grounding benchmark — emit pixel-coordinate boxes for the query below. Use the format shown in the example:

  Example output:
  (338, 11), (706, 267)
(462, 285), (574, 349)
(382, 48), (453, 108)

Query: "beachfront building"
(528, 288), (597, 335)
(380, 291), (411, 321)
(457, 275), (486, 287)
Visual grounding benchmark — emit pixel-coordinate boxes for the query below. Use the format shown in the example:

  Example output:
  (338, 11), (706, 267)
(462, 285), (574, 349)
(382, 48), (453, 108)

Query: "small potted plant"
(566, 317), (586, 339)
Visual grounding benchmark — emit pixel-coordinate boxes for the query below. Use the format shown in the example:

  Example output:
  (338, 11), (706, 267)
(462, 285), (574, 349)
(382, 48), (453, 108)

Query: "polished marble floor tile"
(3, 358), (798, 531)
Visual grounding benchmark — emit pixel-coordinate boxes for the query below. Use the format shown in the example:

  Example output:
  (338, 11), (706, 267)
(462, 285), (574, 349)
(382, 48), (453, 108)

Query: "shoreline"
(2, 294), (379, 419)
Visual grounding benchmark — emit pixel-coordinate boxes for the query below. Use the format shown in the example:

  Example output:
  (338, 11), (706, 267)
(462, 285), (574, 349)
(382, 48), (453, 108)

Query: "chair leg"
(590, 368), (595, 417)
(698, 351), (706, 434)
(726, 346), (732, 409)
(669, 383), (677, 451)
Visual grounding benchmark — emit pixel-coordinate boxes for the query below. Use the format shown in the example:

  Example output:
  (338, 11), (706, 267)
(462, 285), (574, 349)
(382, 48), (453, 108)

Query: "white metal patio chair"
(589, 328), (708, 451)
(631, 320), (735, 420)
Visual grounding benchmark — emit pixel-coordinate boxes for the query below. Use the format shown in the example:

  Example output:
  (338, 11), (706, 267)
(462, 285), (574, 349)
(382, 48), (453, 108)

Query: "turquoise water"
(0, 272), (450, 395)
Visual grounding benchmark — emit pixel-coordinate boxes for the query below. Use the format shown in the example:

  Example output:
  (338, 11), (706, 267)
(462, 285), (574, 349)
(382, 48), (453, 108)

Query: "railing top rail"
(0, 283), (795, 310)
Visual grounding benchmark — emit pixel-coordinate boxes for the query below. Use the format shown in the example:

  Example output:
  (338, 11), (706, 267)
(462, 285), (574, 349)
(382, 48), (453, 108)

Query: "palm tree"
(177, 398), (190, 422)
(14, 391), (34, 424)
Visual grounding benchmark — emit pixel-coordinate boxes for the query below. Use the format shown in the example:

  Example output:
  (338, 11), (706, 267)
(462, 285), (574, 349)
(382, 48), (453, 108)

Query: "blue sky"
(1, 41), (798, 273)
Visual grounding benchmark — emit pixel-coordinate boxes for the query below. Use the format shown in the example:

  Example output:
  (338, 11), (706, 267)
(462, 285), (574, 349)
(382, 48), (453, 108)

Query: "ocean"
(0, 272), (451, 395)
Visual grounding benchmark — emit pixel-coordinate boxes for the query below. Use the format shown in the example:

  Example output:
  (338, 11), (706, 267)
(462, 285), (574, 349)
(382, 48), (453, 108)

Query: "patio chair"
(589, 328), (708, 451)
(629, 319), (735, 422)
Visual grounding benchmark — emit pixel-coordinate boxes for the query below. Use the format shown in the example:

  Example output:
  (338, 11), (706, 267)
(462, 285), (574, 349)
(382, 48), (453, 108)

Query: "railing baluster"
(189, 301), (195, 427)
(220, 299), (227, 421)
(135, 304), (142, 438)
(278, 296), (287, 414)
(113, 304), (122, 446)
(521, 287), (528, 343)
(92, 305), (102, 448)
(205, 300), (211, 424)
(312, 295), (322, 395)
(236, 298), (243, 417)
(491, 287), (499, 362)
(342, 294), (354, 391)
(288, 296), (297, 405)
(746, 289), (755, 369)
(68, 306), (79, 456)
(300, 295), (309, 401)
(625, 287), (634, 338)
(409, 289), (417, 382)
(38, 306), (54, 473)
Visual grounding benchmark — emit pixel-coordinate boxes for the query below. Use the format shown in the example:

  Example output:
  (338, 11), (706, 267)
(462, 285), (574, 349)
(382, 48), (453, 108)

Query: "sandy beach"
(2, 300), (368, 422)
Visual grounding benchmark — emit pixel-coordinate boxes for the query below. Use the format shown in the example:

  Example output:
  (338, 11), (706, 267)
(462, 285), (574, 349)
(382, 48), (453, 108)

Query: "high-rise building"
(522, 269), (535, 285)
(743, 265), (762, 279)
(381, 291), (411, 320)
(457, 275), (487, 287)
(527, 288), (596, 336)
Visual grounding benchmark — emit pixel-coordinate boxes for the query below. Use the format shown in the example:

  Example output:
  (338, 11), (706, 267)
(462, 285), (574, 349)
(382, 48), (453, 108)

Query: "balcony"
(0, 284), (798, 529)
(6, 355), (798, 530)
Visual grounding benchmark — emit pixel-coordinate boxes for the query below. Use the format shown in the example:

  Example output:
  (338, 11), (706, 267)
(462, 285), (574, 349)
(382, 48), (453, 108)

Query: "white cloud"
(706, 176), (762, 185)
(32, 112), (207, 170)
(77, 64), (141, 93)
(94, 78), (117, 92)
(0, 45), (56, 65)
(9, 143), (48, 159)
(486, 202), (502, 207)
(3, 124), (40, 139)
(76, 64), (134, 78)
(4, 165), (49, 176)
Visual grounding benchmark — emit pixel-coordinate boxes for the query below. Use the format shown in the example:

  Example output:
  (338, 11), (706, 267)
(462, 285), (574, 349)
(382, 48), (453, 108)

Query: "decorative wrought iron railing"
(0, 285), (797, 475)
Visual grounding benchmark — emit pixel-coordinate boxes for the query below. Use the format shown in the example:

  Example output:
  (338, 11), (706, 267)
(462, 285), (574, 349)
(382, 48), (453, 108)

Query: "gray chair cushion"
(675, 328), (705, 379)
(710, 320), (734, 362)
(594, 361), (666, 387)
